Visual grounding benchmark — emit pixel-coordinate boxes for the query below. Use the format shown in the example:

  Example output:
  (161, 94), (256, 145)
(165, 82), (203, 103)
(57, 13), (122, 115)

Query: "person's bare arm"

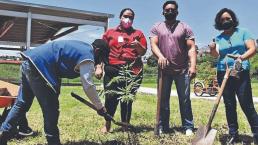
(150, 36), (169, 69)
(241, 39), (256, 60)
(187, 39), (197, 79)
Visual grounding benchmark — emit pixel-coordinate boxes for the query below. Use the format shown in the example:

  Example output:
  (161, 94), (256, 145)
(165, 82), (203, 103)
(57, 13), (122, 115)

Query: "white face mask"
(121, 18), (133, 29)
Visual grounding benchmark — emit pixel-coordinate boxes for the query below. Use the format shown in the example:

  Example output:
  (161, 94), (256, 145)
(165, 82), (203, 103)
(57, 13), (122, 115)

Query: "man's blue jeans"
(0, 60), (60, 144)
(217, 70), (258, 137)
(158, 69), (194, 131)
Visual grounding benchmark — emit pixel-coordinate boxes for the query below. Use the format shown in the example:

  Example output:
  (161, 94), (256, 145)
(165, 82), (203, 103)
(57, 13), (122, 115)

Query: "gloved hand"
(97, 107), (107, 117)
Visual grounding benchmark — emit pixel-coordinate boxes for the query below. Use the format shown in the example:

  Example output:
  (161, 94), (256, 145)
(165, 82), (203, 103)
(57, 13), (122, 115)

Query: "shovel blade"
(192, 126), (217, 145)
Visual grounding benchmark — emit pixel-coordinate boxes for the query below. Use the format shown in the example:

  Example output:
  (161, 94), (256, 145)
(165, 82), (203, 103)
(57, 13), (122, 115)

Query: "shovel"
(154, 69), (163, 135)
(192, 67), (231, 145)
(71, 92), (134, 129)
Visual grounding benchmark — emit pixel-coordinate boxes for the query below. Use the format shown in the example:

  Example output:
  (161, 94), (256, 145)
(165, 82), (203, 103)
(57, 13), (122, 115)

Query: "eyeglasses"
(123, 15), (134, 20)
(164, 8), (177, 13)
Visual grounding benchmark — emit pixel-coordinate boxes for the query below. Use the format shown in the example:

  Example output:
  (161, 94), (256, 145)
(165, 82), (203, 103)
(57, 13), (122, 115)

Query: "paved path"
(138, 87), (258, 103)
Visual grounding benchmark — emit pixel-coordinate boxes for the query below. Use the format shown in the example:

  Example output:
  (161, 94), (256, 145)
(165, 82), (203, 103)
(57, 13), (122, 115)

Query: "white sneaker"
(185, 129), (193, 136)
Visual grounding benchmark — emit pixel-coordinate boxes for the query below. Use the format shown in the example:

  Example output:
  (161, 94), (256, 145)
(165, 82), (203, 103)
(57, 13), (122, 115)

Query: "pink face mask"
(121, 18), (133, 29)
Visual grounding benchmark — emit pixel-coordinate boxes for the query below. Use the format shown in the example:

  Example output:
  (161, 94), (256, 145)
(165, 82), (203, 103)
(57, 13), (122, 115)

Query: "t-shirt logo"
(118, 36), (124, 43)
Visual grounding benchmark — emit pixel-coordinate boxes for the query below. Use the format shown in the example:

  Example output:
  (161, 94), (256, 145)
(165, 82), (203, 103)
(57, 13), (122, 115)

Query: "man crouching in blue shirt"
(0, 39), (108, 145)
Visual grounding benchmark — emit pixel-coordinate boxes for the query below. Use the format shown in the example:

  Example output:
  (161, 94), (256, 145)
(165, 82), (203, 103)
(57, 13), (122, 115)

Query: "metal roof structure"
(0, 0), (114, 50)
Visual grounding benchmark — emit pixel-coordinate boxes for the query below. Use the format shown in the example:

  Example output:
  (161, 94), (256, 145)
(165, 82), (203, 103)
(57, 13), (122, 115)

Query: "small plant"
(99, 63), (142, 103)
(98, 63), (142, 144)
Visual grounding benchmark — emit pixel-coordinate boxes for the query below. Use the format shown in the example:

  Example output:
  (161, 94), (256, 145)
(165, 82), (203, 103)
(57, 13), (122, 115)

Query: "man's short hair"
(92, 39), (108, 51)
(92, 39), (109, 65)
(163, 1), (178, 10)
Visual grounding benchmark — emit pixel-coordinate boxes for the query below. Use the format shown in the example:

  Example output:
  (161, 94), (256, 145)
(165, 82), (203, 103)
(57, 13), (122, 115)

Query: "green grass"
(0, 64), (20, 81)
(1, 86), (256, 145)
(252, 82), (258, 97)
(0, 63), (257, 96)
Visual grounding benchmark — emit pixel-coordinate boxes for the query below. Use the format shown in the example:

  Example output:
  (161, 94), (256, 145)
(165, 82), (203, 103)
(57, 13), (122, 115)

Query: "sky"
(2, 0), (258, 56)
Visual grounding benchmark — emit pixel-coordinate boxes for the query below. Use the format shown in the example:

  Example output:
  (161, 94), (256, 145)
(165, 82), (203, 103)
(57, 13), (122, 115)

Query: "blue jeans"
(158, 69), (194, 130)
(0, 60), (60, 144)
(217, 70), (258, 137)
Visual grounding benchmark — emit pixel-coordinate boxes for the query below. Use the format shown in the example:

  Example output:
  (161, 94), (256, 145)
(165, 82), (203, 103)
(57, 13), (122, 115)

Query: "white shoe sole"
(18, 131), (33, 136)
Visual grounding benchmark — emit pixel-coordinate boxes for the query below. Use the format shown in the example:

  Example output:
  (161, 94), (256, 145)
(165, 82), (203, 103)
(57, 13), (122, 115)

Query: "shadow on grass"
(171, 126), (186, 134)
(64, 140), (125, 145)
(113, 125), (189, 134)
(112, 124), (154, 133)
(112, 124), (193, 136)
(219, 134), (254, 145)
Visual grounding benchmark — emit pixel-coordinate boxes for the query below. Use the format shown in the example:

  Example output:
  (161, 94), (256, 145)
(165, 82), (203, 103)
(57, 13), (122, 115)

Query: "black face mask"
(221, 20), (234, 30)
(164, 11), (177, 21)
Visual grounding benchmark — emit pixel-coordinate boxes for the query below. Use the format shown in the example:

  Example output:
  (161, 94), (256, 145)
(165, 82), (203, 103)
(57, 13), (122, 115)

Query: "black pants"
(103, 65), (142, 123)
(217, 70), (258, 136)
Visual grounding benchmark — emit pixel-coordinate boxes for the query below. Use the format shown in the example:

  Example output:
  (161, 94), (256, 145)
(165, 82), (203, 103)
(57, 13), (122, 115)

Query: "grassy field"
(252, 82), (258, 97)
(0, 63), (257, 96)
(1, 86), (256, 145)
(0, 64), (20, 82)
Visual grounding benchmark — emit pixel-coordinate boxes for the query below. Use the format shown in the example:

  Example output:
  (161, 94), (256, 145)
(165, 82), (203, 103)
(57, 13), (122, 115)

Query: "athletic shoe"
(18, 127), (33, 136)
(185, 129), (193, 136)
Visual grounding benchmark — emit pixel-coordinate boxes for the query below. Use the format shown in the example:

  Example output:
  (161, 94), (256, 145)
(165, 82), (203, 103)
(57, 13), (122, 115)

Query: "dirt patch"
(0, 80), (19, 96)
(0, 88), (11, 96)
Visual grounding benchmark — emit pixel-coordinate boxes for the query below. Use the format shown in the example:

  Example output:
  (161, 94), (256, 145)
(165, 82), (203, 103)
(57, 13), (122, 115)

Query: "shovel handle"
(71, 92), (97, 111)
(206, 68), (231, 131)
(154, 69), (163, 135)
(0, 96), (17, 99)
(226, 54), (238, 60)
(71, 92), (134, 129)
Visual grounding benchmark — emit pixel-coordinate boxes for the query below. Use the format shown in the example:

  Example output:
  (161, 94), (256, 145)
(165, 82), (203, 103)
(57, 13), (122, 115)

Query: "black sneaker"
(227, 134), (239, 144)
(0, 131), (8, 145)
(18, 127), (33, 136)
(254, 135), (258, 145)
(158, 126), (169, 135)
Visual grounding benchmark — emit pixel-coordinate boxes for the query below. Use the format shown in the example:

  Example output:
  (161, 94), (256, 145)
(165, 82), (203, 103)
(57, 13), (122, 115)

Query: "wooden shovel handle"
(154, 70), (163, 135)
(0, 96), (17, 99)
(206, 68), (231, 132)
(71, 92), (134, 129)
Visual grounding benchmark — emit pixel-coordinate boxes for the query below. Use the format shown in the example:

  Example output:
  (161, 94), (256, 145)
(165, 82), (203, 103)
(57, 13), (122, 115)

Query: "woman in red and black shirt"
(96, 8), (147, 133)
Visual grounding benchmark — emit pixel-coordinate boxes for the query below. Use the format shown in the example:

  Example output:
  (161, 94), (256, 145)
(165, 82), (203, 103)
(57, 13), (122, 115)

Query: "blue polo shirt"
(215, 27), (254, 71)
(21, 40), (94, 94)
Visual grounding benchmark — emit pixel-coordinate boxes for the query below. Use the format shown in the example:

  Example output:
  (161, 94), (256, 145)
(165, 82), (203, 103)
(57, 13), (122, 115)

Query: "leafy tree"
(146, 55), (158, 67)
(196, 54), (217, 81)
(250, 54), (258, 79)
(143, 64), (158, 74)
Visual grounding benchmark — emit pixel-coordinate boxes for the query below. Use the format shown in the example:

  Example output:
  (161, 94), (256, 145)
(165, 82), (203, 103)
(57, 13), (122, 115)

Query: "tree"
(99, 64), (142, 102)
(196, 54), (217, 81)
(146, 55), (157, 67)
(250, 54), (258, 79)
